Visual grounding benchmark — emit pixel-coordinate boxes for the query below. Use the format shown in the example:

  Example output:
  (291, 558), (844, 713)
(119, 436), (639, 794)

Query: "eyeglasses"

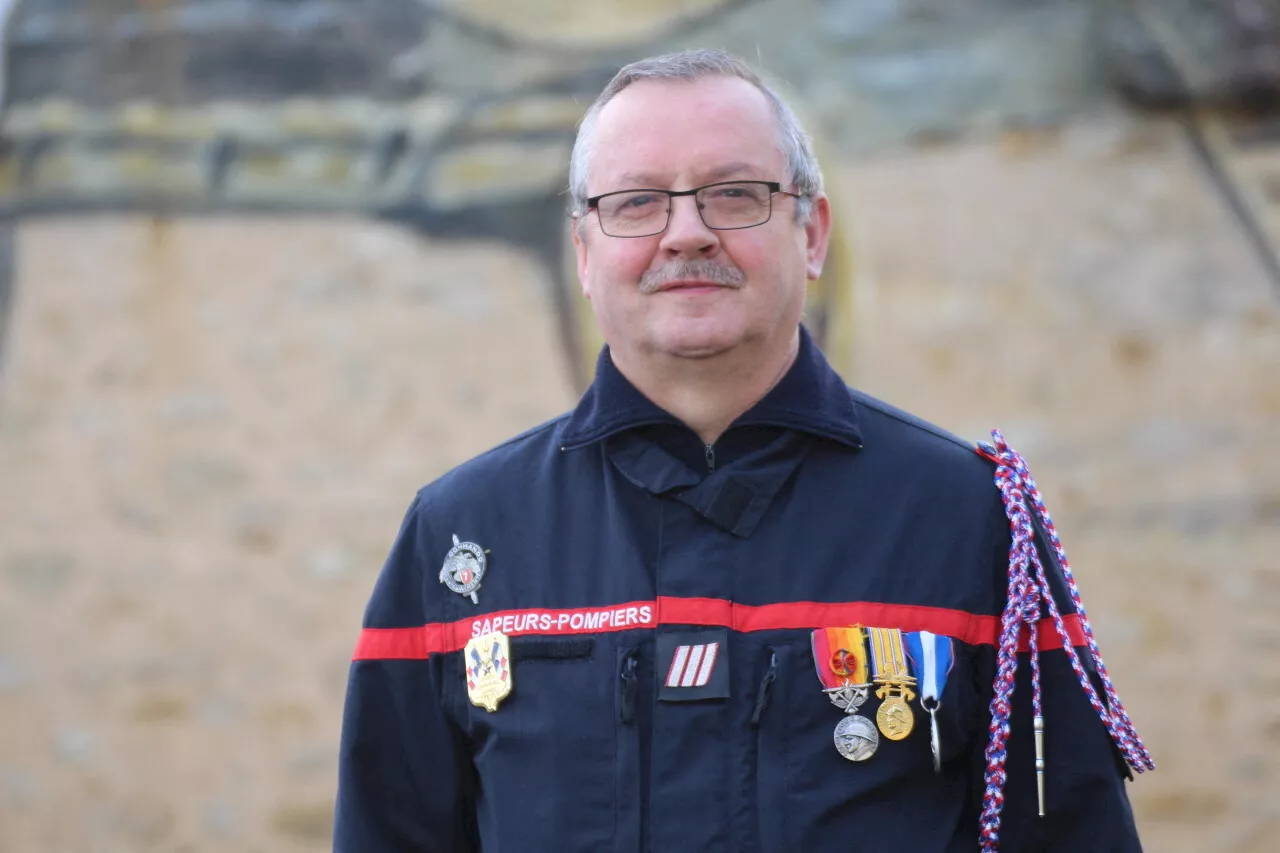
(584, 180), (803, 238)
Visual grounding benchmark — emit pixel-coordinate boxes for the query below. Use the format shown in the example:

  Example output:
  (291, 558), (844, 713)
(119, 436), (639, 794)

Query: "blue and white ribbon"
(905, 631), (955, 772)
(905, 630), (954, 704)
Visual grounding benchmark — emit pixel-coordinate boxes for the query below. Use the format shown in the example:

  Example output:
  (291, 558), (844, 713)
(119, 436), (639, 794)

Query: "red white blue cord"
(976, 429), (1154, 852)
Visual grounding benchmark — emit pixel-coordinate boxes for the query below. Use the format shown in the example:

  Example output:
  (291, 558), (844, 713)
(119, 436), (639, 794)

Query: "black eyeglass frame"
(583, 180), (804, 238)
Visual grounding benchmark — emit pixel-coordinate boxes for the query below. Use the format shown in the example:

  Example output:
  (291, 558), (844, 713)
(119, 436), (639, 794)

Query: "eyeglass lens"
(597, 182), (774, 236)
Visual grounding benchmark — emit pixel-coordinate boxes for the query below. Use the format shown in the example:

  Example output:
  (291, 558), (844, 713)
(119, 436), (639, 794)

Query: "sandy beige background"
(1, 109), (1278, 852)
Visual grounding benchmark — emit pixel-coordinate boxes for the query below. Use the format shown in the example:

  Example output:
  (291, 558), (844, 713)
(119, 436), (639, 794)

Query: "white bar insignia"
(665, 642), (720, 688)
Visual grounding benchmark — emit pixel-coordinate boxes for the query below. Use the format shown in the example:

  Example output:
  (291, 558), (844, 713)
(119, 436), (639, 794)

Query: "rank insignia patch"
(464, 631), (512, 712)
(666, 641), (720, 688)
(657, 628), (730, 702)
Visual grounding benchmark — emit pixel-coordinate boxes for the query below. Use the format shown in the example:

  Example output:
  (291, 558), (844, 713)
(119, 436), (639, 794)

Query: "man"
(334, 49), (1151, 852)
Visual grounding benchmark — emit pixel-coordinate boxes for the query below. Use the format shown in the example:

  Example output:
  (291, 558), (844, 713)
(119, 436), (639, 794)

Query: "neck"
(610, 331), (801, 445)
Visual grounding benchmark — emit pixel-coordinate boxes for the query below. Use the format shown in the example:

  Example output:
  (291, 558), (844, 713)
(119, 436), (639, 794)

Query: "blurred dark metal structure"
(3, 0), (1279, 387)
(0, 0), (832, 391)
(0, 0), (603, 387)
(1101, 0), (1280, 294)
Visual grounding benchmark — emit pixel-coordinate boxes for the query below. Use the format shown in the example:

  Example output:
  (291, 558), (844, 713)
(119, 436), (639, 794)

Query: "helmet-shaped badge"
(440, 534), (487, 604)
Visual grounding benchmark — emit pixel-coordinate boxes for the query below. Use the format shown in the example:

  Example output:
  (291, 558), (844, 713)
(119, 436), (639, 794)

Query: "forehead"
(588, 76), (785, 192)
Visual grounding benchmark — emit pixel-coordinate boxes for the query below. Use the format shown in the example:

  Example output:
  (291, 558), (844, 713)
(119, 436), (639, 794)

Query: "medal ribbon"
(811, 626), (868, 688)
(904, 631), (954, 702)
(867, 627), (913, 684)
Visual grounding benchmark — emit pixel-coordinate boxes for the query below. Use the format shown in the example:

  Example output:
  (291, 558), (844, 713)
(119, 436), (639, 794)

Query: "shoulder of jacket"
(845, 386), (996, 474)
(412, 413), (571, 508)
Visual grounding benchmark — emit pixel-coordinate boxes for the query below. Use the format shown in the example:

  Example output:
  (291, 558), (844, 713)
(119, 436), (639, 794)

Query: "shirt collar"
(559, 324), (864, 451)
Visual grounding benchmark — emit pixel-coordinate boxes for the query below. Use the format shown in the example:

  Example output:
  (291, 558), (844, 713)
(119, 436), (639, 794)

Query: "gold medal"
(875, 691), (915, 740)
(464, 631), (512, 712)
(867, 627), (917, 740)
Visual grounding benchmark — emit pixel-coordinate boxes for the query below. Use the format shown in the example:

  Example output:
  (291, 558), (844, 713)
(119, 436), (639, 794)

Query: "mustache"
(639, 260), (747, 294)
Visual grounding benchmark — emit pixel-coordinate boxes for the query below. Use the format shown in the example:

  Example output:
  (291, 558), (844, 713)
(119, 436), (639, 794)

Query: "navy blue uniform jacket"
(334, 328), (1142, 852)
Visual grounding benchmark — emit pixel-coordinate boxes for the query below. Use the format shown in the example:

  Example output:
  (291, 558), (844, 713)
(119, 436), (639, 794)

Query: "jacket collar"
(559, 324), (864, 451)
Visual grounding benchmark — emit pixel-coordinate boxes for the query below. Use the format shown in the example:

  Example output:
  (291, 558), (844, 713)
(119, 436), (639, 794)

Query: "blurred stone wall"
(0, 0), (1106, 386)
(1, 2), (1279, 852)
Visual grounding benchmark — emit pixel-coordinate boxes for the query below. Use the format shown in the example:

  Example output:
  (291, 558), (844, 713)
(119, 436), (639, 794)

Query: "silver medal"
(439, 534), (487, 604)
(824, 683), (869, 714)
(929, 705), (942, 773)
(833, 714), (880, 762)
(921, 696), (944, 773)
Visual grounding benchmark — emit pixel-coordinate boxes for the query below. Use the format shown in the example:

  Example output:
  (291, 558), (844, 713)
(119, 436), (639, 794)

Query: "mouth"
(655, 280), (728, 293)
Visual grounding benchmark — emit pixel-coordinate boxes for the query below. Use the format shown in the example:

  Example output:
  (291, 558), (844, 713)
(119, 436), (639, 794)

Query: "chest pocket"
(453, 636), (642, 853)
(753, 636), (982, 853)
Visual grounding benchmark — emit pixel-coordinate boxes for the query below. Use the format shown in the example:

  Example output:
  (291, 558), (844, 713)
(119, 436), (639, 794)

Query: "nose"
(658, 194), (720, 258)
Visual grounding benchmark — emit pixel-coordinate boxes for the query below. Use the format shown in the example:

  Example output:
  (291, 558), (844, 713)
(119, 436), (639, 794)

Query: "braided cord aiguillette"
(976, 430), (1154, 852)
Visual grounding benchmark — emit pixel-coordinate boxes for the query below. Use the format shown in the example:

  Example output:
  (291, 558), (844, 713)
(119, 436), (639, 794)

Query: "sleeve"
(333, 494), (478, 853)
(970, 502), (1145, 853)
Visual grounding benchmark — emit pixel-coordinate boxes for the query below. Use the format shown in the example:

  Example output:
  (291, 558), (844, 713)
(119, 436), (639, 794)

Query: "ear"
(571, 219), (591, 298)
(802, 194), (833, 281)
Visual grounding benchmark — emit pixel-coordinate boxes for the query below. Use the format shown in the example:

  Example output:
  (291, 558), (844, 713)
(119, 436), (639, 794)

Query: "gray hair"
(569, 49), (823, 227)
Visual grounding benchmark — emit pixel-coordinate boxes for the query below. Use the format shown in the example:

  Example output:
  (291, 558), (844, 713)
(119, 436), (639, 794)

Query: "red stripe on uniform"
(655, 597), (1085, 652)
(353, 621), (452, 660)
(352, 596), (1086, 660)
(1032, 615), (1087, 652)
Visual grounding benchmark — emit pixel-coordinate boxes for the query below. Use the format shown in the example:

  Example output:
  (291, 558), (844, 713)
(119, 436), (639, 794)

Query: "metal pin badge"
(465, 631), (512, 712)
(439, 534), (487, 604)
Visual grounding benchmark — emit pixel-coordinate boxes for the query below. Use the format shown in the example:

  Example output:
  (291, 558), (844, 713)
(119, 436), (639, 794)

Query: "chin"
(654, 331), (743, 360)
(634, 312), (758, 360)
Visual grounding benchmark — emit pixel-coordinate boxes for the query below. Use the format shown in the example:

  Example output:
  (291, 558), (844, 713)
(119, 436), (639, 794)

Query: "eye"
(620, 193), (663, 209)
(704, 184), (766, 202)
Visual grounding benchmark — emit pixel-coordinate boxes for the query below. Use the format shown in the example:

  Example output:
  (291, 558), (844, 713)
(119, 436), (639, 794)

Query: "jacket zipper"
(705, 444), (716, 472)
(750, 651), (778, 726)
(619, 651), (639, 723)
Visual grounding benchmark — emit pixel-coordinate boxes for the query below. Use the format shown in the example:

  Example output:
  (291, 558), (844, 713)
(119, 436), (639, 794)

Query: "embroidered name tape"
(657, 628), (730, 702)
(472, 604), (655, 639)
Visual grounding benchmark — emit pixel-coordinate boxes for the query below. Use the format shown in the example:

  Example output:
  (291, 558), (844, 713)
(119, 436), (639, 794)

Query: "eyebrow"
(615, 162), (763, 189)
(702, 162), (760, 182)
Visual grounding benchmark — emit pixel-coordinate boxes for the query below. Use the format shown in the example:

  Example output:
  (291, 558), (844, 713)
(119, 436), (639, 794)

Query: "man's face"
(573, 76), (831, 363)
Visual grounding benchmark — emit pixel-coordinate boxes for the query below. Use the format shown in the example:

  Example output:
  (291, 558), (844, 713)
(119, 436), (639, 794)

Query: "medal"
(440, 534), (488, 604)
(876, 691), (914, 740)
(833, 713), (880, 762)
(823, 683), (869, 714)
(464, 631), (512, 712)
(812, 626), (877, 761)
(904, 631), (955, 772)
(812, 626), (869, 687)
(868, 627), (917, 741)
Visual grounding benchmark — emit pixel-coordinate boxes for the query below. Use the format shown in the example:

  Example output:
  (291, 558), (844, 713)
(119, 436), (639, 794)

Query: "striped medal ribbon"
(868, 627), (917, 741)
(811, 626), (878, 762)
(905, 631), (955, 772)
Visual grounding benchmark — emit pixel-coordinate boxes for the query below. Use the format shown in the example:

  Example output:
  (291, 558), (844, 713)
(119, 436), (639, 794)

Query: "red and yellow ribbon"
(811, 625), (869, 688)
